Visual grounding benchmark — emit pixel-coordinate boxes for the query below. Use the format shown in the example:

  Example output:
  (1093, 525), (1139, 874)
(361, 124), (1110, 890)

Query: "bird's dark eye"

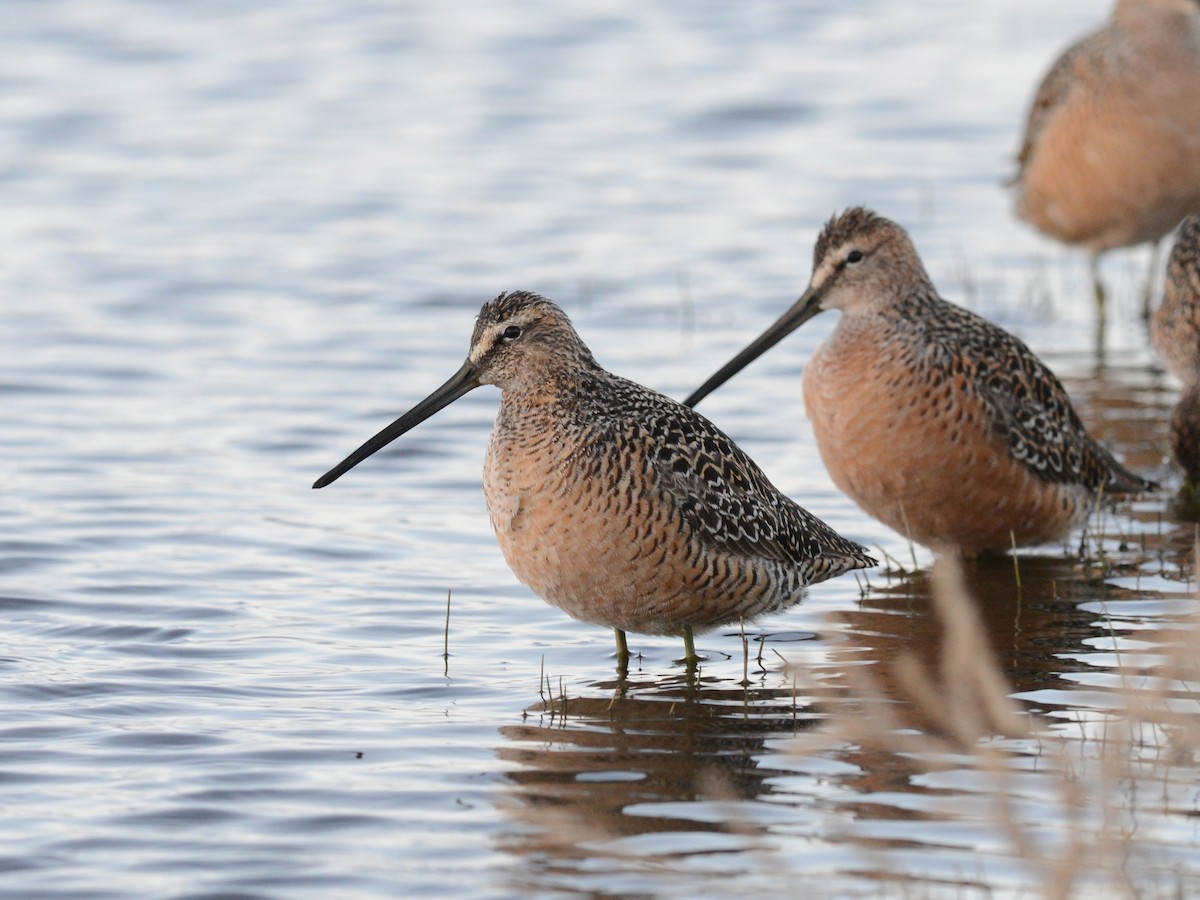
(501, 324), (523, 341)
(846, 250), (865, 265)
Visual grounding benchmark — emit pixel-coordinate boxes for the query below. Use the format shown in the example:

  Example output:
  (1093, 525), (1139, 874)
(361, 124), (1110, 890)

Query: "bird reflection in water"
(495, 670), (816, 893)
(492, 553), (1181, 895)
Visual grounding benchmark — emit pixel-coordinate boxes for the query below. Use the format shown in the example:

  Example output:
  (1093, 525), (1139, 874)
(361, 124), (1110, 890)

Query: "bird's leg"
(682, 624), (699, 666)
(1090, 253), (1107, 319)
(613, 628), (629, 671)
(1141, 239), (1161, 322)
(1090, 254), (1108, 368)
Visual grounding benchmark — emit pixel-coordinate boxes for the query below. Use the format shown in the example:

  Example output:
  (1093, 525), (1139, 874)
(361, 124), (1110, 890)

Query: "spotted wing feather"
(920, 299), (1150, 494)
(595, 377), (875, 579)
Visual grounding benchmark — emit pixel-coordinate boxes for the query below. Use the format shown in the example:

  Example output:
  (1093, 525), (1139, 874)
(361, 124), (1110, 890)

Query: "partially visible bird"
(685, 208), (1154, 557)
(1011, 0), (1200, 308)
(315, 290), (875, 665)
(1167, 384), (1200, 489)
(1152, 214), (1200, 484)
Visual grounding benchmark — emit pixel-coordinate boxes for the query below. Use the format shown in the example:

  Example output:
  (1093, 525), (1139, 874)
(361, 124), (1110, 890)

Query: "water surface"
(3, 1), (1197, 896)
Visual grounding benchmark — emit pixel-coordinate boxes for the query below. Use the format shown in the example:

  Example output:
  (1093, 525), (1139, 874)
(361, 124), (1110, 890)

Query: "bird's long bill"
(682, 286), (823, 408)
(313, 359), (481, 489)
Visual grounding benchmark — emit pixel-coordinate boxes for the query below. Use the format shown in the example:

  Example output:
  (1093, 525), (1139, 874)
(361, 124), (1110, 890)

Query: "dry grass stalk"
(789, 552), (1200, 898)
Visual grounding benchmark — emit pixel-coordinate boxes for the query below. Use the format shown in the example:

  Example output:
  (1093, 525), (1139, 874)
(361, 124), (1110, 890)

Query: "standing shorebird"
(1011, 0), (1200, 308)
(684, 208), (1153, 557)
(1152, 215), (1200, 484)
(314, 291), (875, 665)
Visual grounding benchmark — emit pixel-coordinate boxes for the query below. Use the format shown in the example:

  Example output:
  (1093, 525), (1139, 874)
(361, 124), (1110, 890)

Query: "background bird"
(1152, 214), (1200, 485)
(1010, 0), (1200, 312)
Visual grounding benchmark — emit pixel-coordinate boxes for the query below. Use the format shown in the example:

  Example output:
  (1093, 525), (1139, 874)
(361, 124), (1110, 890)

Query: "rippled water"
(4, 1), (1199, 897)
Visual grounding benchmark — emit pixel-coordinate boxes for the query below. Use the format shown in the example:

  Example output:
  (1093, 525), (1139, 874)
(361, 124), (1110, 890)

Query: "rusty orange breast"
(802, 320), (1088, 555)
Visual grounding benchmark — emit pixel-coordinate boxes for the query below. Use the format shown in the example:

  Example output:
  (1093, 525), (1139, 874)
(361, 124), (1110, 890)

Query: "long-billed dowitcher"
(314, 290), (875, 664)
(1152, 214), (1200, 484)
(1011, 0), (1200, 306)
(684, 208), (1153, 556)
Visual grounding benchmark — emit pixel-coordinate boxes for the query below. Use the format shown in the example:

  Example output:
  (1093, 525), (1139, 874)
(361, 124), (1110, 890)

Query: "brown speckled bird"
(314, 290), (875, 665)
(1152, 214), (1200, 483)
(685, 208), (1153, 556)
(1011, 0), (1200, 303)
